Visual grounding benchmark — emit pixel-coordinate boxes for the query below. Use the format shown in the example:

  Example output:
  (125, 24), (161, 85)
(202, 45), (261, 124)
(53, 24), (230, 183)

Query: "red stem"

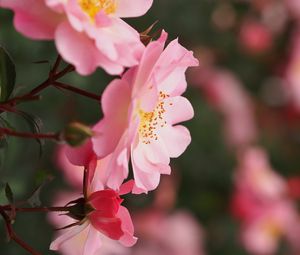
(1, 205), (71, 212)
(0, 128), (60, 141)
(0, 210), (42, 255)
(53, 81), (100, 101)
(2, 64), (75, 108)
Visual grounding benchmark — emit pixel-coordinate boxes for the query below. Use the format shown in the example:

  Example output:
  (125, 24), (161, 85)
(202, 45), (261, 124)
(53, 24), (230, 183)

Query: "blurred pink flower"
(92, 31), (198, 193)
(56, 145), (83, 188)
(241, 201), (300, 255)
(234, 147), (287, 204)
(285, 30), (300, 111)
(0, 0), (153, 75)
(287, 177), (300, 200)
(132, 210), (206, 255)
(239, 20), (273, 54)
(231, 147), (300, 255)
(191, 68), (257, 149)
(285, 0), (300, 20)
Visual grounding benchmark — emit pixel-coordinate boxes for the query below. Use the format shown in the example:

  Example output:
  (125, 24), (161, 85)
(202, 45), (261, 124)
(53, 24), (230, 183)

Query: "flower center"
(262, 219), (282, 238)
(138, 92), (170, 145)
(78, 0), (117, 19)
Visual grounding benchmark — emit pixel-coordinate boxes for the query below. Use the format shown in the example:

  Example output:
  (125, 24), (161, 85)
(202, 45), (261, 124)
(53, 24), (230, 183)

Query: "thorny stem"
(0, 205), (71, 212)
(53, 81), (100, 101)
(0, 210), (42, 255)
(0, 58), (75, 110)
(0, 128), (60, 141)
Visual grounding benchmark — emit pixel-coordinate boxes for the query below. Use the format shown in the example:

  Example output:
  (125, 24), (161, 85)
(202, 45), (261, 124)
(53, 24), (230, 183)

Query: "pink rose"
(48, 191), (130, 255)
(92, 31), (198, 193)
(0, 0), (153, 75)
(50, 141), (137, 254)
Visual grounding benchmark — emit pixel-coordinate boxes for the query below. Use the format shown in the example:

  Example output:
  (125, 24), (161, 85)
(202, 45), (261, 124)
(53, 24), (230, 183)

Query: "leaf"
(0, 46), (16, 102)
(0, 116), (13, 150)
(0, 181), (5, 193)
(32, 60), (50, 65)
(14, 110), (44, 157)
(27, 174), (54, 207)
(0, 116), (15, 130)
(5, 183), (14, 204)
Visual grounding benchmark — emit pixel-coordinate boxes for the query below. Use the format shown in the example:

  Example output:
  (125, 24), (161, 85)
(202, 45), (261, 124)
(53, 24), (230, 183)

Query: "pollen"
(138, 92), (171, 144)
(79, 0), (117, 20)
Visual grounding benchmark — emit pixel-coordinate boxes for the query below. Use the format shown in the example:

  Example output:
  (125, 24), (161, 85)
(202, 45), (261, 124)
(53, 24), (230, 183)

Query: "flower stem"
(53, 81), (100, 101)
(0, 128), (60, 141)
(0, 210), (42, 255)
(1, 205), (71, 212)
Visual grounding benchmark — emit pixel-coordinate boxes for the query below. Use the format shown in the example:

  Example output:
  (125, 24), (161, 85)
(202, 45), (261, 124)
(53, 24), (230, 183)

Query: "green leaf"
(27, 174), (53, 207)
(5, 183), (14, 204)
(0, 46), (16, 102)
(14, 110), (44, 157)
(0, 181), (5, 193)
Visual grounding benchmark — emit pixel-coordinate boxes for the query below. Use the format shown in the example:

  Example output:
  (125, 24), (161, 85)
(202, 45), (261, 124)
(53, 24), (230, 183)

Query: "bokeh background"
(1, 0), (300, 254)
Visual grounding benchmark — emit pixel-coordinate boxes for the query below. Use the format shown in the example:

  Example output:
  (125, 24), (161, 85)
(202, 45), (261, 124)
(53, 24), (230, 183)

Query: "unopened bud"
(63, 122), (93, 147)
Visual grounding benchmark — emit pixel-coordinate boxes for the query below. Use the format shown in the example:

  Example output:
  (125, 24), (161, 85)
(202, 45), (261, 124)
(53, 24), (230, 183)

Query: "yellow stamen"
(78, 0), (116, 20)
(138, 92), (170, 145)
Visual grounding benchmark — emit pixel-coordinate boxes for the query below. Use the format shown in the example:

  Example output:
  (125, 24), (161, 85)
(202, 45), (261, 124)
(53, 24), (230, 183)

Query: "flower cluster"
(231, 147), (300, 255)
(0, 1), (198, 254)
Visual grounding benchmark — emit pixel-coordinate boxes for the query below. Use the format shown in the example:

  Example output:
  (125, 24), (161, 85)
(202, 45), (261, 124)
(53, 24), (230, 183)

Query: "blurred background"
(1, 0), (300, 254)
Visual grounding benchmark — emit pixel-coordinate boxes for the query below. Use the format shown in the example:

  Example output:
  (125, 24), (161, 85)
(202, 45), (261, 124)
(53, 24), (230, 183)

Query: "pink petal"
(92, 79), (130, 158)
(159, 125), (192, 158)
(1, 0), (62, 40)
(131, 146), (161, 192)
(89, 190), (120, 215)
(154, 38), (199, 95)
(114, 0), (153, 18)
(132, 31), (168, 98)
(102, 133), (130, 190)
(64, 139), (94, 167)
(117, 206), (138, 247)
(83, 227), (102, 255)
(56, 145), (84, 188)
(86, 18), (143, 67)
(50, 222), (89, 250)
(141, 139), (170, 165)
(55, 22), (123, 75)
(164, 96), (194, 125)
(119, 180), (135, 195)
(89, 211), (123, 240)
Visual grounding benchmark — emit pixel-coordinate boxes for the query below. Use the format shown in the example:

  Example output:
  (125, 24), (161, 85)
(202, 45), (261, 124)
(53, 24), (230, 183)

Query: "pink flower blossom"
(285, 30), (300, 111)
(48, 191), (129, 255)
(285, 0), (300, 20)
(239, 20), (273, 54)
(240, 200), (299, 255)
(233, 147), (287, 204)
(50, 141), (137, 254)
(191, 68), (257, 149)
(231, 147), (300, 255)
(0, 0), (153, 75)
(132, 210), (206, 255)
(92, 31), (198, 193)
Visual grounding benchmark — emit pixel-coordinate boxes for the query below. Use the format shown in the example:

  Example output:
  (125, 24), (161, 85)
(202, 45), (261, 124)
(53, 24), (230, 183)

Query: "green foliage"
(4, 183), (14, 205)
(0, 46), (16, 102)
